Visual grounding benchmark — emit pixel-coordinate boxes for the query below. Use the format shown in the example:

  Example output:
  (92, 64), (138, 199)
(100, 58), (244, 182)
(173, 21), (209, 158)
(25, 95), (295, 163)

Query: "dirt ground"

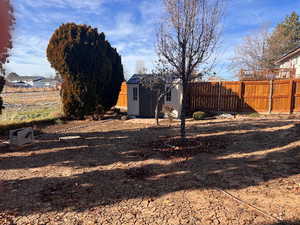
(0, 117), (300, 225)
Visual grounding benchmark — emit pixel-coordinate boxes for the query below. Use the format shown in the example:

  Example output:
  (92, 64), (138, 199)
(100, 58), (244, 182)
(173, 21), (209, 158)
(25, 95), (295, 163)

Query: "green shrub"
(248, 112), (260, 117)
(193, 111), (207, 120)
(47, 23), (124, 119)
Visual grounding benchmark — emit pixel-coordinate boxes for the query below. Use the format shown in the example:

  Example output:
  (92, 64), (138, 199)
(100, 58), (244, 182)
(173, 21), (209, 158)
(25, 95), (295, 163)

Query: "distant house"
(127, 74), (183, 118)
(275, 46), (300, 78)
(6, 73), (59, 88)
(239, 67), (296, 81)
(207, 75), (225, 82)
(239, 47), (300, 80)
(31, 78), (59, 88)
(10, 81), (32, 88)
(6, 73), (44, 85)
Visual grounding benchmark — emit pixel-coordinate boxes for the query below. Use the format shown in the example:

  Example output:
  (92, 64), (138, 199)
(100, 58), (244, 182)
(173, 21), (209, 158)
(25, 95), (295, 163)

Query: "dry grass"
(3, 86), (59, 93)
(3, 91), (60, 105)
(0, 107), (62, 124)
(0, 90), (62, 132)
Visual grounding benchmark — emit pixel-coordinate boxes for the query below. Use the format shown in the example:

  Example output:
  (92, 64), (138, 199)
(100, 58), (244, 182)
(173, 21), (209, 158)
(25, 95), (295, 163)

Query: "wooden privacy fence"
(188, 79), (300, 114)
(116, 82), (128, 109)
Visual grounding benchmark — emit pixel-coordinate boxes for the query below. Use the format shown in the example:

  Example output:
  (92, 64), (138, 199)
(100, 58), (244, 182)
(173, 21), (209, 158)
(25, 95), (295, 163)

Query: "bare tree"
(141, 62), (179, 126)
(230, 26), (272, 80)
(157, 0), (223, 138)
(135, 60), (148, 74)
(122, 65), (130, 80)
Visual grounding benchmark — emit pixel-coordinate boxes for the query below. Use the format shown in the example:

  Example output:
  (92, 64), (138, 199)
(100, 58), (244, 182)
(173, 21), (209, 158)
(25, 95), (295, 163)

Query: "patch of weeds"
(55, 118), (66, 125)
(193, 111), (207, 120)
(0, 106), (63, 136)
(247, 113), (261, 118)
(0, 107), (61, 125)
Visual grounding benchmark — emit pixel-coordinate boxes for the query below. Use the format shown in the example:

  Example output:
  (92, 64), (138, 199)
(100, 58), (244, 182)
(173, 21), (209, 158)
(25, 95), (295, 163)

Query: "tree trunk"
(155, 93), (164, 126)
(180, 42), (187, 139)
(180, 83), (187, 139)
(155, 101), (159, 126)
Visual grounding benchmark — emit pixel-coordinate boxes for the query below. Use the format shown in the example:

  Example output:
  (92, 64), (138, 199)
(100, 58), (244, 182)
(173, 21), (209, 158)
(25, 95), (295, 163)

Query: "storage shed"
(127, 74), (183, 118)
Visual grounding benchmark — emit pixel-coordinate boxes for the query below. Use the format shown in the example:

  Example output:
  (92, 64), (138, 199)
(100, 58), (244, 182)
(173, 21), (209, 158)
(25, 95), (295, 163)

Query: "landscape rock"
(121, 115), (129, 121)
(216, 113), (235, 119)
(59, 136), (83, 141)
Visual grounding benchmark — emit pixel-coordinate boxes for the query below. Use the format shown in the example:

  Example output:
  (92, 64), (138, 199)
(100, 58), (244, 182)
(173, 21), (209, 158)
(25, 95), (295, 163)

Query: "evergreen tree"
(267, 12), (300, 67)
(47, 23), (124, 119)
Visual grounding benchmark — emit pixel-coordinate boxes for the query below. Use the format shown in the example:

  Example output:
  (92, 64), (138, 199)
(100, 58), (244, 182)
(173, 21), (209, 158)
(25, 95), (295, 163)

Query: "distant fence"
(116, 82), (128, 109)
(188, 79), (300, 114)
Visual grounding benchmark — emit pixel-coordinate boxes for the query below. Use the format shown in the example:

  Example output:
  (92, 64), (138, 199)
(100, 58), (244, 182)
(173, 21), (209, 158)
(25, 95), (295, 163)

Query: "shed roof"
(127, 74), (154, 84)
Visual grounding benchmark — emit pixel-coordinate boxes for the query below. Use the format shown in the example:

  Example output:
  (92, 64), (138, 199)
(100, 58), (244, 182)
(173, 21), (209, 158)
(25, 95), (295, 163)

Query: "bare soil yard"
(0, 117), (300, 225)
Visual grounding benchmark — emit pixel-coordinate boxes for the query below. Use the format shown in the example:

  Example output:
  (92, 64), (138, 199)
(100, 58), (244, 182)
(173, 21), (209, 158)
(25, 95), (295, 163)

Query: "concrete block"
(59, 136), (82, 141)
(9, 127), (34, 147)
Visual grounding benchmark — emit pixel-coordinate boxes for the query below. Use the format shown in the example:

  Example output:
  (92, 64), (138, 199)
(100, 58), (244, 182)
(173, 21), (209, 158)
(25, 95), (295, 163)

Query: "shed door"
(127, 84), (140, 116)
(139, 86), (163, 118)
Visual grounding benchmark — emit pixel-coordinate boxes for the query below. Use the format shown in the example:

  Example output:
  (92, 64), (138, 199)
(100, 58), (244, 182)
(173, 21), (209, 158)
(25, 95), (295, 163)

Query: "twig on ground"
(215, 188), (283, 222)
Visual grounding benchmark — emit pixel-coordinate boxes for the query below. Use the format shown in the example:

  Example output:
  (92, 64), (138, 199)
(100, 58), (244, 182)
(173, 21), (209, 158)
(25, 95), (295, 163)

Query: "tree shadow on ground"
(0, 119), (296, 169)
(0, 119), (299, 222)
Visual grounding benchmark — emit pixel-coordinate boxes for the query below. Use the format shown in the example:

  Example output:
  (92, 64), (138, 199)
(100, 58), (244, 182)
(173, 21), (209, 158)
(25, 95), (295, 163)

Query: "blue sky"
(4, 0), (300, 80)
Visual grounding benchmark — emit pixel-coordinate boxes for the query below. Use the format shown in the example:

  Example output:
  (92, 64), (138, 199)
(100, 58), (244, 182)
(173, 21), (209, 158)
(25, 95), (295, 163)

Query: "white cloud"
(99, 10), (159, 77)
(5, 62), (55, 76)
(106, 14), (137, 38)
(122, 51), (157, 79)
(139, 0), (164, 25)
(4, 34), (54, 76)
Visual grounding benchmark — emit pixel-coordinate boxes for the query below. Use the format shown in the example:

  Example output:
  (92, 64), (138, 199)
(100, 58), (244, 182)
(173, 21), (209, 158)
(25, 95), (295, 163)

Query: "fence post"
(288, 79), (295, 114)
(217, 81), (221, 112)
(238, 81), (244, 112)
(268, 80), (273, 114)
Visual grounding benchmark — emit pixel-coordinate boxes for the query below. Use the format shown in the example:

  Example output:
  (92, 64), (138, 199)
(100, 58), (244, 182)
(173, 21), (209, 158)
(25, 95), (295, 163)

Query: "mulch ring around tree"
(124, 167), (152, 180)
(145, 136), (229, 158)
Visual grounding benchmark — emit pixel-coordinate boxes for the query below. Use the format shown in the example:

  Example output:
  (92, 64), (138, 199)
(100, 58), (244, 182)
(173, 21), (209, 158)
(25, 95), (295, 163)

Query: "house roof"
(20, 76), (45, 82)
(275, 45), (300, 65)
(35, 78), (57, 83)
